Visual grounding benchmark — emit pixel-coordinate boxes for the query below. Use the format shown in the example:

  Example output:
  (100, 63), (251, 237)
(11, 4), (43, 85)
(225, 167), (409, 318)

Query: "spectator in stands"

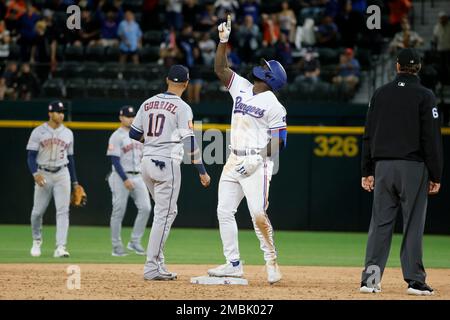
(18, 3), (40, 61)
(46, 0), (68, 12)
(73, 9), (100, 47)
(389, 17), (424, 53)
(214, 0), (239, 21)
(142, 0), (160, 31)
(262, 13), (280, 47)
(17, 62), (39, 100)
(0, 61), (18, 100)
(183, 0), (201, 30)
(295, 48), (320, 84)
(323, 0), (339, 18)
(197, 2), (217, 32)
(332, 48), (360, 94)
(387, 0), (412, 36)
(159, 28), (181, 67)
(165, 0), (183, 31)
(275, 32), (293, 66)
(315, 14), (338, 48)
(4, 0), (26, 34)
(298, 0), (326, 23)
(0, 19), (10, 61)
(97, 8), (119, 47)
(30, 20), (54, 81)
(433, 12), (450, 84)
(278, 1), (297, 43)
(177, 24), (203, 104)
(226, 43), (241, 69)
(118, 10), (142, 64)
(335, 0), (365, 48)
(198, 32), (216, 66)
(240, 0), (260, 25)
(236, 14), (260, 63)
(0, 1), (6, 20)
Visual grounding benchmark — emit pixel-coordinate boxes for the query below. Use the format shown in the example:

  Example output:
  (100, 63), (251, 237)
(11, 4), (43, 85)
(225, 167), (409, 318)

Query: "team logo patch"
(233, 96), (266, 118)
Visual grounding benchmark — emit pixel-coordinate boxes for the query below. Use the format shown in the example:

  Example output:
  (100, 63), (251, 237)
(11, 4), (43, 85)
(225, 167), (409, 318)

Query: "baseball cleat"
(406, 281), (434, 296)
(30, 240), (42, 257)
(54, 245), (70, 258)
(112, 245), (128, 257)
(266, 260), (282, 284)
(127, 242), (145, 255)
(159, 263), (178, 279)
(144, 273), (177, 281)
(360, 282), (382, 293)
(207, 261), (244, 278)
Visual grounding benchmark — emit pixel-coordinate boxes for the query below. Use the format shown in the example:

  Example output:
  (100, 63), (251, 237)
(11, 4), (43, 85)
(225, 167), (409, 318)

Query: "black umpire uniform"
(360, 48), (443, 293)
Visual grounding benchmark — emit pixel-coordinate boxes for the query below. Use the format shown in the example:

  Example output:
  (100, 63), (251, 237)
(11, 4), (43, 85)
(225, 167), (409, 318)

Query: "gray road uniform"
(130, 92), (194, 279)
(107, 127), (151, 251)
(26, 123), (74, 247)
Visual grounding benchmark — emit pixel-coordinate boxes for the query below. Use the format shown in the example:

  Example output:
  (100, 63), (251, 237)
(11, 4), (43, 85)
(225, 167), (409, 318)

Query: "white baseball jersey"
(26, 123), (74, 167)
(227, 72), (287, 150)
(131, 92), (194, 160)
(106, 127), (143, 172)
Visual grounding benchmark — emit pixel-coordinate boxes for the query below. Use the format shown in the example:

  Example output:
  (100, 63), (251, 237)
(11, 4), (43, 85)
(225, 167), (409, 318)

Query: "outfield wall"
(1, 121), (449, 234)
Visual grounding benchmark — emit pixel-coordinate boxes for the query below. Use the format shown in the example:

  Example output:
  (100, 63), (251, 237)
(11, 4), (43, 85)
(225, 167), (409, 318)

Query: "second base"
(190, 276), (248, 285)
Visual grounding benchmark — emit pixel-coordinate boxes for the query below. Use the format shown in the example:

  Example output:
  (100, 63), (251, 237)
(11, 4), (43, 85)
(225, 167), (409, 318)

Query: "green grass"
(0, 225), (449, 268)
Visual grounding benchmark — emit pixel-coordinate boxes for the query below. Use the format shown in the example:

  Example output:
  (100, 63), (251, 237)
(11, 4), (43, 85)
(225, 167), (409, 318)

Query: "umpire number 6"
(432, 107), (439, 119)
(147, 113), (166, 137)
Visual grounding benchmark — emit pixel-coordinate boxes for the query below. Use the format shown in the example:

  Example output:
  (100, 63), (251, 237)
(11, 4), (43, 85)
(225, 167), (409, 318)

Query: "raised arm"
(215, 15), (234, 87)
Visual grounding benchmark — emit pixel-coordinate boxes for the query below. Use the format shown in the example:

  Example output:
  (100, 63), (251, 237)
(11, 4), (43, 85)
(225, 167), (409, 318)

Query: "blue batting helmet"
(252, 59), (287, 91)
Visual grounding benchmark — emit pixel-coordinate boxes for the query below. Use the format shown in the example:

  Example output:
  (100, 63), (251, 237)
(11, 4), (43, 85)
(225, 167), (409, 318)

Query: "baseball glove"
(71, 184), (87, 207)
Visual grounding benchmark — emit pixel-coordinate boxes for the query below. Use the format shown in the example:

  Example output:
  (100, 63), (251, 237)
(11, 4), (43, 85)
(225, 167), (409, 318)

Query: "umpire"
(360, 48), (443, 296)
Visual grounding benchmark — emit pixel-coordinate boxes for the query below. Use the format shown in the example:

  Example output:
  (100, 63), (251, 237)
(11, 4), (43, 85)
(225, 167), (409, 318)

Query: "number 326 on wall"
(313, 135), (359, 157)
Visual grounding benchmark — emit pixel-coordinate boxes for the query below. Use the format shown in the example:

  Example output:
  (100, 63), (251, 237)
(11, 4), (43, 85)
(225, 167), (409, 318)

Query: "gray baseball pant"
(141, 156), (181, 278)
(108, 172), (151, 248)
(361, 160), (429, 284)
(30, 167), (70, 247)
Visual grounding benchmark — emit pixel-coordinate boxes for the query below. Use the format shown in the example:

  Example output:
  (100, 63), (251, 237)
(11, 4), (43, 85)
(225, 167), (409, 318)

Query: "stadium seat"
(85, 45), (106, 61)
(66, 78), (86, 98)
(105, 46), (120, 62)
(41, 78), (64, 98)
(86, 79), (112, 98)
(139, 45), (160, 63)
(65, 45), (85, 61)
(107, 79), (128, 98)
(143, 30), (164, 46)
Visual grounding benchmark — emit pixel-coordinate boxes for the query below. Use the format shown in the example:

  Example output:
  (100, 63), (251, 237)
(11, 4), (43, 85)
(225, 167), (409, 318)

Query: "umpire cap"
(397, 48), (421, 67)
(120, 105), (137, 117)
(48, 101), (65, 112)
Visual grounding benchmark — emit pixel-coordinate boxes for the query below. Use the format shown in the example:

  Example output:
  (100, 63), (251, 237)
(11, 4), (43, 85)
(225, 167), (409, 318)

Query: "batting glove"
(218, 15), (231, 43)
(235, 154), (263, 177)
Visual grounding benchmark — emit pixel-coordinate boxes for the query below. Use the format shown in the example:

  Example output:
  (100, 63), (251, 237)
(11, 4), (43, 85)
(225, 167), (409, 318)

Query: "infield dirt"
(1, 264), (449, 300)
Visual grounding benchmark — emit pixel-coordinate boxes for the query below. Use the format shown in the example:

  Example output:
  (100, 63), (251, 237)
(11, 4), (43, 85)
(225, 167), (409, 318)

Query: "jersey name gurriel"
(143, 100), (178, 114)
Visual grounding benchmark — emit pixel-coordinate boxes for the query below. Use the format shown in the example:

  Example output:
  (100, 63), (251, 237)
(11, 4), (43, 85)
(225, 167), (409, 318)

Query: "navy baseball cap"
(167, 65), (189, 83)
(48, 101), (65, 112)
(397, 48), (421, 66)
(119, 105), (137, 117)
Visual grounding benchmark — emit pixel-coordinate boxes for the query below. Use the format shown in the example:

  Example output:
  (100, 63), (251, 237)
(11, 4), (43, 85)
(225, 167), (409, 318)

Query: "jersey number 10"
(147, 113), (166, 137)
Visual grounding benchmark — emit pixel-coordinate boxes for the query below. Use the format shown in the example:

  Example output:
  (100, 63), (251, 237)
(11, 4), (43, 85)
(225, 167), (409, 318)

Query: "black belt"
(232, 149), (260, 156)
(126, 171), (141, 175)
(39, 164), (67, 173)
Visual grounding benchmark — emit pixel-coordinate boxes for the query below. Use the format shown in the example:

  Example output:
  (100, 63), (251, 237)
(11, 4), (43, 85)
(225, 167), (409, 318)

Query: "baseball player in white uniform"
(27, 101), (81, 258)
(207, 17), (288, 284)
(106, 106), (151, 256)
(129, 65), (210, 280)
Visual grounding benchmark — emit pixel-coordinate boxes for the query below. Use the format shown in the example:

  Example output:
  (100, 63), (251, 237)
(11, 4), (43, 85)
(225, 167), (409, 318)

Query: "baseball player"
(129, 64), (210, 280)
(207, 16), (288, 284)
(106, 106), (151, 256)
(27, 101), (80, 258)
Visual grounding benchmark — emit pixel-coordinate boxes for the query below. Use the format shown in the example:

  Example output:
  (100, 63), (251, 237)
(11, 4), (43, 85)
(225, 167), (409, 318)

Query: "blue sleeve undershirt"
(110, 156), (128, 181)
(27, 150), (38, 175)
